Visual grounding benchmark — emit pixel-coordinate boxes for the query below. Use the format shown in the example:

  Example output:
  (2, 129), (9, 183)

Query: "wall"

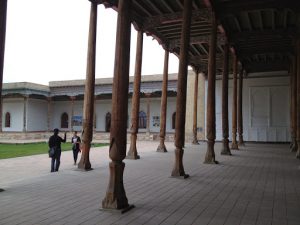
(27, 99), (48, 131)
(213, 76), (290, 142)
(2, 98), (24, 131)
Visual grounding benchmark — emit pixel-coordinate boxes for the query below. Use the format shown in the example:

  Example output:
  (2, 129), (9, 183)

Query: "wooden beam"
(143, 8), (210, 29)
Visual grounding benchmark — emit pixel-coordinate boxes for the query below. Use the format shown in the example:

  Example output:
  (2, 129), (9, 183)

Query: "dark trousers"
(73, 149), (79, 163)
(51, 150), (61, 172)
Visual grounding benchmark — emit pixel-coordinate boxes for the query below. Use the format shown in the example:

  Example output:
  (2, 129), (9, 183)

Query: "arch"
(5, 112), (11, 128)
(105, 112), (111, 132)
(61, 112), (69, 128)
(139, 111), (147, 129)
(172, 112), (176, 129)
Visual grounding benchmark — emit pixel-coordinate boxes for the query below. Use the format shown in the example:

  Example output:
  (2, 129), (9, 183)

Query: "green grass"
(0, 142), (108, 159)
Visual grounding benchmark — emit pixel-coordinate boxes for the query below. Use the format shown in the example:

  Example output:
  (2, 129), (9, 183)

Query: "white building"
(1, 71), (290, 143)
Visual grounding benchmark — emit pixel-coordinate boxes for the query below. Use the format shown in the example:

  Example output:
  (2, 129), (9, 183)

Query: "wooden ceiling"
(99, 0), (300, 75)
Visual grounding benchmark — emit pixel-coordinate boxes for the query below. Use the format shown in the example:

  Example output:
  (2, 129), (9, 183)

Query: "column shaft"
(157, 49), (169, 152)
(238, 69), (245, 146)
(78, 2), (98, 170)
(102, 0), (132, 210)
(127, 30), (143, 159)
(204, 10), (218, 164)
(146, 94), (151, 134)
(221, 38), (231, 155)
(171, 0), (192, 178)
(291, 56), (298, 152)
(296, 39), (300, 158)
(231, 55), (239, 149)
(192, 70), (199, 144)
(0, 0), (7, 132)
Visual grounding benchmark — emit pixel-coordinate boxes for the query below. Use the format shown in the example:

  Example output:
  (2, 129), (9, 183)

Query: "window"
(61, 112), (69, 128)
(5, 112), (11, 128)
(172, 112), (176, 129)
(105, 112), (111, 132)
(138, 111), (147, 129)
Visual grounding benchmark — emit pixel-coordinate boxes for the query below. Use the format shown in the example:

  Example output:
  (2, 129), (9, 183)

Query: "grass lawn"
(0, 142), (108, 159)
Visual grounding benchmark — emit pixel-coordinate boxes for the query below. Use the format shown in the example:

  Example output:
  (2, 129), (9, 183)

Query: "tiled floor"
(0, 141), (300, 225)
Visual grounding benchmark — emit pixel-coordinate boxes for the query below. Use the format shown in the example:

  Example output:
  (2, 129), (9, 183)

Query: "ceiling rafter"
(143, 8), (210, 29)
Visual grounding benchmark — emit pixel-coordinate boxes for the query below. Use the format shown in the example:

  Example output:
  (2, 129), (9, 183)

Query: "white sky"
(3, 0), (182, 85)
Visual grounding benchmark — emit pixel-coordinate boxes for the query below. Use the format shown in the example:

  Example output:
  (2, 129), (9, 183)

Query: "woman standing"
(71, 131), (81, 165)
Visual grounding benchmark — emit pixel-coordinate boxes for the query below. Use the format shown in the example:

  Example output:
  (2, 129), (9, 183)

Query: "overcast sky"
(3, 0), (181, 85)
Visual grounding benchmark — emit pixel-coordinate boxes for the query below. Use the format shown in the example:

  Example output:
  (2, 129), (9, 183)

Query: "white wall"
(213, 76), (290, 142)
(2, 98), (24, 131)
(27, 99), (48, 131)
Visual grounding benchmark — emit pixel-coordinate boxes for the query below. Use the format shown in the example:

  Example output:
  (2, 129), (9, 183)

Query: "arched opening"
(172, 112), (176, 129)
(138, 111), (147, 129)
(105, 112), (111, 132)
(5, 112), (11, 128)
(61, 112), (69, 128)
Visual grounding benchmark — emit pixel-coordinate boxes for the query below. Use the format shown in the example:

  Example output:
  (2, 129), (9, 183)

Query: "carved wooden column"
(127, 30), (143, 159)
(290, 55), (297, 152)
(78, 1), (98, 170)
(0, 0), (7, 133)
(102, 0), (133, 211)
(231, 55), (239, 150)
(157, 49), (169, 152)
(47, 97), (52, 132)
(296, 39), (300, 158)
(238, 69), (245, 146)
(221, 38), (231, 155)
(204, 10), (218, 164)
(171, 0), (192, 178)
(192, 69), (199, 144)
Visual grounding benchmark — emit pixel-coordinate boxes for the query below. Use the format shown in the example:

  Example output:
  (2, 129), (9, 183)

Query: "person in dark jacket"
(71, 131), (81, 165)
(48, 128), (66, 172)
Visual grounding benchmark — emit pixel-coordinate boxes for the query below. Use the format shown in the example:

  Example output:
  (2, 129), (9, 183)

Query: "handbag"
(48, 147), (56, 158)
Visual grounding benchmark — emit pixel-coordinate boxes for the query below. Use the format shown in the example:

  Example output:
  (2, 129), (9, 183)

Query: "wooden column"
(102, 0), (133, 211)
(0, 0), (7, 133)
(220, 38), (231, 155)
(171, 0), (192, 178)
(296, 39), (300, 158)
(290, 55), (298, 152)
(231, 55), (239, 150)
(238, 69), (245, 146)
(78, 1), (98, 170)
(157, 49), (169, 152)
(127, 30), (143, 159)
(192, 69), (199, 144)
(204, 10), (218, 164)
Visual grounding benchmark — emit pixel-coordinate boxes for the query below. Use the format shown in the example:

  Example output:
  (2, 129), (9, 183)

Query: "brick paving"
(0, 141), (300, 225)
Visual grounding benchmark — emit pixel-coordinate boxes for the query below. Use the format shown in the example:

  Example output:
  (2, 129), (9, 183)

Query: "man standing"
(48, 128), (66, 172)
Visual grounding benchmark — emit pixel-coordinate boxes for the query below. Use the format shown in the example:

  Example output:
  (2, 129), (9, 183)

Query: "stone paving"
(0, 141), (300, 225)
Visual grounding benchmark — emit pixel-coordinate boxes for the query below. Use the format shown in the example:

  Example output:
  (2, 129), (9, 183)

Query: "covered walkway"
(0, 141), (300, 225)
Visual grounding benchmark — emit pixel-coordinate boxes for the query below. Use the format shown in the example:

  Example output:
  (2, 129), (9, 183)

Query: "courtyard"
(0, 141), (300, 225)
